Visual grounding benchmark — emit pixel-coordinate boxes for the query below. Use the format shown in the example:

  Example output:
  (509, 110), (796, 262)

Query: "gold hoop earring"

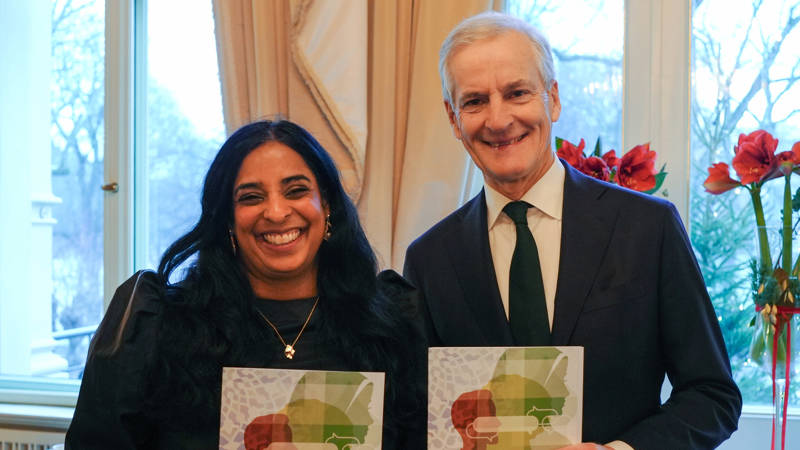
(323, 214), (332, 241)
(228, 228), (238, 256)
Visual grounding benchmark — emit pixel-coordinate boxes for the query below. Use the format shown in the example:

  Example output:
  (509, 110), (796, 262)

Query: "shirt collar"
(485, 157), (565, 230)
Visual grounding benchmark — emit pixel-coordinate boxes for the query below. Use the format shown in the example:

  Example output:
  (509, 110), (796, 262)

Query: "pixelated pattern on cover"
(429, 347), (583, 449)
(220, 367), (385, 450)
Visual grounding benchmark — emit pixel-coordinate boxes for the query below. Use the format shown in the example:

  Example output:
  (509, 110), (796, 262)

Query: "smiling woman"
(63, 120), (427, 449)
(232, 142), (329, 300)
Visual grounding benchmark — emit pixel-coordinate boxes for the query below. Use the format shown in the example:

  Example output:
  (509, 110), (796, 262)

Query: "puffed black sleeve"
(376, 269), (428, 450)
(65, 270), (163, 450)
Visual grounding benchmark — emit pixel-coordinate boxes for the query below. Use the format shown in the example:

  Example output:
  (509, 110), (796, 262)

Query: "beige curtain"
(213, 0), (366, 199)
(213, 0), (499, 270)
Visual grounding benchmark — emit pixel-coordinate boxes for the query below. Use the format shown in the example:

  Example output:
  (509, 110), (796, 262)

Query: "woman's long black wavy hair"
(148, 120), (422, 435)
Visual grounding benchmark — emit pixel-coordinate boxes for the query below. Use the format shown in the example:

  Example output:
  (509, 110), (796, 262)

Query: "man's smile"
(485, 133), (528, 149)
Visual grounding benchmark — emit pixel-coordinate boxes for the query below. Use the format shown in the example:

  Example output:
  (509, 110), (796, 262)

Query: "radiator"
(0, 443), (53, 450)
(0, 429), (64, 450)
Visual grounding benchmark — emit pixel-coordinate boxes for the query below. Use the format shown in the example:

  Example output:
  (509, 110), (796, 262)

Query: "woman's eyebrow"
(233, 182), (261, 195)
(281, 174), (311, 185)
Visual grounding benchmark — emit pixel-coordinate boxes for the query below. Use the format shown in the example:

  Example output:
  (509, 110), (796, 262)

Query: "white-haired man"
(404, 11), (741, 450)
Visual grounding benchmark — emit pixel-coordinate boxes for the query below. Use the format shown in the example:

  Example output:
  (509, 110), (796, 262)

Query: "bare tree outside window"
(690, 0), (800, 407)
(46, 0), (223, 379)
(50, 0), (106, 376)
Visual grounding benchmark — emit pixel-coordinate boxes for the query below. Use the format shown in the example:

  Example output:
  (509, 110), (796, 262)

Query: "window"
(0, 0), (222, 398)
(689, 0), (800, 408)
(138, 0), (224, 272)
(1, 0), (105, 384)
(506, 0), (624, 152)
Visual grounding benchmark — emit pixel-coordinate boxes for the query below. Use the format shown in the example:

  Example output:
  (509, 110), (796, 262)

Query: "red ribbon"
(755, 305), (799, 450)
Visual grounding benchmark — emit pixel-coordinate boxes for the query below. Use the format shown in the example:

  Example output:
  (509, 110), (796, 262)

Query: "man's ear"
(548, 80), (561, 123)
(444, 100), (462, 140)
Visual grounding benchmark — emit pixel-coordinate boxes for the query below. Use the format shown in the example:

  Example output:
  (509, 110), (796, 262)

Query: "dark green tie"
(503, 201), (550, 346)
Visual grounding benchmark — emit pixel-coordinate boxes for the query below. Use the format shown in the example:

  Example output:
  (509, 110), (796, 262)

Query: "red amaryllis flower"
(557, 138), (586, 169)
(776, 151), (795, 176)
(703, 162), (741, 194)
(792, 141), (800, 163)
(580, 156), (611, 181)
(617, 143), (656, 192)
(601, 150), (620, 170)
(732, 130), (779, 184)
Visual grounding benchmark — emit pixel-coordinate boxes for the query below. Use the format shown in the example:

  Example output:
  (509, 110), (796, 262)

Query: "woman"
(65, 120), (426, 449)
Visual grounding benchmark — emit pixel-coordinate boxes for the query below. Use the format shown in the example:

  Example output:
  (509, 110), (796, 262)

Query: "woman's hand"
(556, 444), (614, 450)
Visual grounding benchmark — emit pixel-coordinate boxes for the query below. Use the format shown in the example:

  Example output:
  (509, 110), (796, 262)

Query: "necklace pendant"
(284, 344), (295, 359)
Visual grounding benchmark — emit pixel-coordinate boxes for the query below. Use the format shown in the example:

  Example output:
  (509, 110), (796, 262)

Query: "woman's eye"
(286, 186), (310, 198)
(236, 193), (261, 204)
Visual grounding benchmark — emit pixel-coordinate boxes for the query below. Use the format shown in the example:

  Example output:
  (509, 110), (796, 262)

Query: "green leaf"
(593, 137), (602, 157)
(643, 168), (668, 195)
(749, 316), (755, 327)
(792, 185), (800, 212)
(555, 136), (564, 152)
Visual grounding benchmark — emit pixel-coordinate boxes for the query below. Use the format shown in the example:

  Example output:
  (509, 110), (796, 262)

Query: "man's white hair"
(439, 11), (556, 107)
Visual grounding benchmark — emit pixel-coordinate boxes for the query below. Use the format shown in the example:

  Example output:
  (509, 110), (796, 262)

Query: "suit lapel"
(551, 163), (619, 345)
(443, 191), (514, 345)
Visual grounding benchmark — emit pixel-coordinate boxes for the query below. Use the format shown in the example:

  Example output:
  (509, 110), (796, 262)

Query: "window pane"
(690, 0), (800, 407)
(139, 0), (224, 273)
(50, 0), (106, 380)
(0, 0), (104, 381)
(506, 0), (624, 152)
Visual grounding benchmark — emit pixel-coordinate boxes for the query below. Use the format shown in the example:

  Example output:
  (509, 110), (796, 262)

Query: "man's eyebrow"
(457, 91), (486, 103)
(503, 79), (534, 91)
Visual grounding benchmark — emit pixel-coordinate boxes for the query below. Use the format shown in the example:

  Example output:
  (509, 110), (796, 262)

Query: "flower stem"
(783, 175), (792, 271)
(750, 186), (772, 271)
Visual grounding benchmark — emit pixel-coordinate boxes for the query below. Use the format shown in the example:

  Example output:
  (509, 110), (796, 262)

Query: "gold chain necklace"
(256, 296), (319, 359)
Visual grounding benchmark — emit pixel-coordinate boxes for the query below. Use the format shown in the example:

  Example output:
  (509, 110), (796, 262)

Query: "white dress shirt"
(485, 158), (564, 328)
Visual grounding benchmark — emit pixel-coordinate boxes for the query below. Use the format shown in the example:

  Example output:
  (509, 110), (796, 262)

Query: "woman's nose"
(262, 197), (291, 222)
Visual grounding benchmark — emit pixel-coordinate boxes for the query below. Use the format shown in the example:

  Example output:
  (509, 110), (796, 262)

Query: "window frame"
(104, 0), (136, 308)
(624, 0), (691, 223)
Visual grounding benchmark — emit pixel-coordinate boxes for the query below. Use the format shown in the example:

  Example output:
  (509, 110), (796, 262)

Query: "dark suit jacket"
(404, 162), (742, 449)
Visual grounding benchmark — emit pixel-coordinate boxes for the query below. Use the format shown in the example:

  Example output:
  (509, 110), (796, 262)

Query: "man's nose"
(485, 99), (512, 132)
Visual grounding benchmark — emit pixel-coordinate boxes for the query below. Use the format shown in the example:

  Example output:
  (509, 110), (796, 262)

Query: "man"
(403, 11), (741, 450)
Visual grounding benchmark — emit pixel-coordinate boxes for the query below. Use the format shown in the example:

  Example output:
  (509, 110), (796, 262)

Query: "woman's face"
(232, 141), (328, 298)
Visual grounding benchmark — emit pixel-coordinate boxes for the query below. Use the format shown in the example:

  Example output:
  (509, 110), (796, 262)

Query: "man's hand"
(556, 444), (614, 450)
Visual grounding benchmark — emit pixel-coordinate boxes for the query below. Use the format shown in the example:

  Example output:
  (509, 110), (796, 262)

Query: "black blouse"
(64, 270), (426, 450)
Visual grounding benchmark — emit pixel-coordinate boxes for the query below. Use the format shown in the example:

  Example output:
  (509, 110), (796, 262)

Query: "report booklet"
(428, 346), (584, 449)
(219, 367), (385, 450)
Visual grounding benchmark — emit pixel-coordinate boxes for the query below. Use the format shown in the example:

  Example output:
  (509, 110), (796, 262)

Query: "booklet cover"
(219, 367), (385, 450)
(429, 346), (583, 449)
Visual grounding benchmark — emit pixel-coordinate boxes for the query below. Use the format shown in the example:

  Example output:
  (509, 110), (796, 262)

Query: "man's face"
(445, 31), (561, 200)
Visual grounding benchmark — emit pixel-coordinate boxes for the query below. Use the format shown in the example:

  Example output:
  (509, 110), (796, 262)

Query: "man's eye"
(510, 90), (528, 98)
(461, 98), (484, 111)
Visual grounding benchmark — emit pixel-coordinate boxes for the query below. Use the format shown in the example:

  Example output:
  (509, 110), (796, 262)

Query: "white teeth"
(262, 229), (301, 245)
(490, 135), (524, 148)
